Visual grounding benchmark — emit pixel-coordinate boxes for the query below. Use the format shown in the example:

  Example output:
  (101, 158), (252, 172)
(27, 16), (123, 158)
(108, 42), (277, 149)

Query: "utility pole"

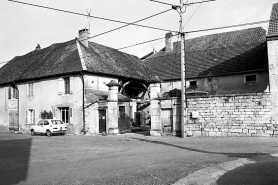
(150, 0), (216, 138)
(179, 0), (187, 138)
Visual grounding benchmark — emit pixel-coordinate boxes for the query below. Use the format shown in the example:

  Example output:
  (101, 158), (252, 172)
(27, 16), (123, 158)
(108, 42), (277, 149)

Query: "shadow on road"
(131, 137), (278, 185)
(0, 138), (32, 185)
(131, 137), (268, 158)
(130, 127), (150, 136)
(217, 155), (278, 185)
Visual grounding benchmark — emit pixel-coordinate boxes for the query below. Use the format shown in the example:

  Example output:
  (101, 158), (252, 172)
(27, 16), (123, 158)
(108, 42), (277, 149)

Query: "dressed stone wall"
(185, 93), (278, 137)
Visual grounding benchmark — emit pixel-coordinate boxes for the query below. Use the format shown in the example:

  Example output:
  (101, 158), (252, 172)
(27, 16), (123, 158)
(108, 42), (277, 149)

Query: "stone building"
(0, 29), (150, 134)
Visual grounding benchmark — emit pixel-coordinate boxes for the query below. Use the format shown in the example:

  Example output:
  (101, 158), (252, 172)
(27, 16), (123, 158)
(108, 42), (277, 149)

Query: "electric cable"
(0, 19), (269, 65)
(7, 0), (177, 33)
(183, 0), (204, 27)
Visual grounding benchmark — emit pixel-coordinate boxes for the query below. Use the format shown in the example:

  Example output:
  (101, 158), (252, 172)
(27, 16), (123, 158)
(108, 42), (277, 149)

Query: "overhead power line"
(7, 0), (177, 33)
(89, 8), (173, 39)
(184, 0), (217, 6)
(183, 20), (270, 34)
(149, 0), (217, 7)
(183, 0), (204, 27)
(0, 19), (269, 65)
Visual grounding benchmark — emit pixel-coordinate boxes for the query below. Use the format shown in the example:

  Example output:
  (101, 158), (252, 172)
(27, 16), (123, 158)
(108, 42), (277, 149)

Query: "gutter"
(266, 33), (278, 41)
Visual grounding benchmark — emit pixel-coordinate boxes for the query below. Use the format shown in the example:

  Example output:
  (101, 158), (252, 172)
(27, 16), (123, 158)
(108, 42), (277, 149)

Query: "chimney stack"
(35, 44), (41, 51)
(78, 29), (89, 48)
(165, 32), (173, 52)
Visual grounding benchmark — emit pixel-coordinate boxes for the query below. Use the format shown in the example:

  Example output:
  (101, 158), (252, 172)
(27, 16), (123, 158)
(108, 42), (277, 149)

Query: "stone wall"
(186, 93), (278, 137)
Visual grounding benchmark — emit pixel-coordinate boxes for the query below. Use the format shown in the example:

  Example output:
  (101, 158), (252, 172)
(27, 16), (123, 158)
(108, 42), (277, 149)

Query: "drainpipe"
(80, 73), (85, 132)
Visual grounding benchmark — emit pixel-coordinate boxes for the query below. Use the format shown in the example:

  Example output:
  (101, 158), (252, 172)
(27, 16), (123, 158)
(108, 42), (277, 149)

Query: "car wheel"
(31, 130), (35, 136)
(46, 130), (52, 137)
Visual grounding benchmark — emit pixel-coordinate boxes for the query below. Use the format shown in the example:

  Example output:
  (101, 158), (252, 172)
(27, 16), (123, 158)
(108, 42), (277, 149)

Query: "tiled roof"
(268, 3), (278, 35)
(82, 42), (150, 80)
(85, 89), (130, 103)
(143, 27), (268, 81)
(0, 39), (150, 85)
(0, 40), (82, 85)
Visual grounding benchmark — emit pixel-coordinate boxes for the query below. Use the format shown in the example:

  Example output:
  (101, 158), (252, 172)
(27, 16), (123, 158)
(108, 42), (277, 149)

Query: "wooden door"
(99, 110), (106, 133)
(161, 109), (172, 134)
(9, 110), (19, 131)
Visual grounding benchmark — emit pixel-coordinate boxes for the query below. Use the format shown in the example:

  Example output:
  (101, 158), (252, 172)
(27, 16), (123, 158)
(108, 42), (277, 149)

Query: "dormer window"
(244, 74), (257, 83)
(189, 81), (198, 89)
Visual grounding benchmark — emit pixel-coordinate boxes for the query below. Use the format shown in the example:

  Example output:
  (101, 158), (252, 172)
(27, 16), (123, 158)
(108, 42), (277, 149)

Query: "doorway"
(99, 110), (106, 133)
(161, 109), (173, 134)
(9, 109), (19, 131)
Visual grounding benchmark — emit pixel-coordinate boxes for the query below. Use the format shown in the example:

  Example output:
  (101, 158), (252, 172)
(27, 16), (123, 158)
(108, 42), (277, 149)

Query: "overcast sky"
(0, 0), (277, 65)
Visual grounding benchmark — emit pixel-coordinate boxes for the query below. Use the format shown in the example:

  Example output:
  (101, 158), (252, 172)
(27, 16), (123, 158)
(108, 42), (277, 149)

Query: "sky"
(0, 0), (277, 66)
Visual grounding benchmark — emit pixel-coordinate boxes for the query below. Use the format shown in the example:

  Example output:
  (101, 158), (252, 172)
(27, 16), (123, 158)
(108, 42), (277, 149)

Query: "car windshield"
(51, 120), (64, 125)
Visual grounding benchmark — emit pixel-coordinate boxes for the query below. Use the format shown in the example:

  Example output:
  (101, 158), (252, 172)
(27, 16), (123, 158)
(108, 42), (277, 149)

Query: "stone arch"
(119, 81), (148, 94)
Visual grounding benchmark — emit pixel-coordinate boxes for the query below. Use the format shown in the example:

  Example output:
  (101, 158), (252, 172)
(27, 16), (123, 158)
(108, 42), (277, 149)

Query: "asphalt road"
(0, 132), (277, 185)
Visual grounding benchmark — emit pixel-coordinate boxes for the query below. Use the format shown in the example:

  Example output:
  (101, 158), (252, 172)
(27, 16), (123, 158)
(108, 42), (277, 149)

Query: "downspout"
(80, 73), (85, 132)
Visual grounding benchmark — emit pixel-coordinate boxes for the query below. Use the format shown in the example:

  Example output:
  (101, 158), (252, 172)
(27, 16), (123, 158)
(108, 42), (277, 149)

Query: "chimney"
(35, 44), (41, 51)
(165, 32), (173, 52)
(78, 28), (89, 47)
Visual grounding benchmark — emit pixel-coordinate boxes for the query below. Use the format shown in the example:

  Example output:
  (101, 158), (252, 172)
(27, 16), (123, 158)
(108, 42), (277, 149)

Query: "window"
(38, 120), (44, 126)
(26, 109), (35, 124)
(60, 107), (69, 124)
(64, 77), (70, 94)
(58, 77), (73, 95)
(8, 86), (18, 99)
(27, 83), (34, 98)
(189, 81), (198, 89)
(245, 74), (257, 83)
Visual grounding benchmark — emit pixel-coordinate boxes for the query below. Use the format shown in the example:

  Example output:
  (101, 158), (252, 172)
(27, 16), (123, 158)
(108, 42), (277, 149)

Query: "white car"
(30, 119), (68, 136)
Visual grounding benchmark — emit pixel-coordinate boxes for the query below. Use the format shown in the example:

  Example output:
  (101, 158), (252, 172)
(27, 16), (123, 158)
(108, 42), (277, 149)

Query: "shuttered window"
(8, 86), (19, 99)
(27, 83), (34, 98)
(64, 77), (70, 94)
(58, 77), (73, 95)
(60, 107), (69, 124)
(8, 87), (11, 99)
(26, 109), (35, 124)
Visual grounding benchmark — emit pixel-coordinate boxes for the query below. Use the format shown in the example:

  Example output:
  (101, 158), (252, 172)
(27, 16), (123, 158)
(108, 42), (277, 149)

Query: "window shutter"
(70, 77), (74, 94)
(69, 108), (73, 124)
(32, 83), (35, 98)
(26, 110), (28, 124)
(33, 110), (35, 124)
(58, 78), (64, 95)
(8, 87), (11, 99)
(26, 84), (29, 98)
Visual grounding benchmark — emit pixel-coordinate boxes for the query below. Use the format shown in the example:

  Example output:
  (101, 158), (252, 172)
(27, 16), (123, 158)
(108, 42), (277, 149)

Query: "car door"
(35, 120), (44, 133)
(43, 120), (50, 132)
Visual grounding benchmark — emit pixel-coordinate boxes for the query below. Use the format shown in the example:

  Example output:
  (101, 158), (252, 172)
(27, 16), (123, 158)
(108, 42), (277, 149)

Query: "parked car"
(30, 119), (68, 136)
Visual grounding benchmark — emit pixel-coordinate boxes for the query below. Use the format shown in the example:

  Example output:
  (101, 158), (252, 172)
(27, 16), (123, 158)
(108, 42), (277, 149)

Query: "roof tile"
(143, 27), (268, 80)
(268, 3), (278, 35)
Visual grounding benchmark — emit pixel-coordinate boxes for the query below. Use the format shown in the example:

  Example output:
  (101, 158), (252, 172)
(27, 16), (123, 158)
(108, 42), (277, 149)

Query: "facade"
(0, 29), (150, 134)
(2, 3), (278, 137)
(144, 27), (269, 96)
(144, 26), (272, 137)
